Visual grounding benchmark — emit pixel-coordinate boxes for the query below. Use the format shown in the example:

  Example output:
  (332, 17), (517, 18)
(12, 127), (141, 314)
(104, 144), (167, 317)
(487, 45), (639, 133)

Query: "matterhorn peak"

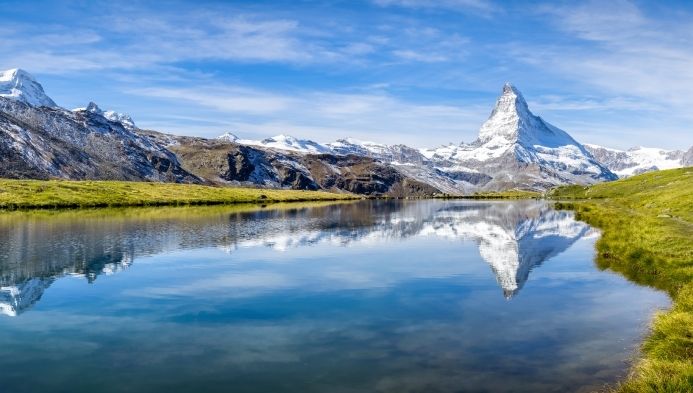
(477, 83), (543, 145)
(494, 83), (530, 116)
(0, 68), (57, 108)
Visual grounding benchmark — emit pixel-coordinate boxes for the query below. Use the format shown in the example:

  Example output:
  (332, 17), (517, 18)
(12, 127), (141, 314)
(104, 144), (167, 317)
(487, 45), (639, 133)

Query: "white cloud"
(0, 12), (358, 74)
(493, 1), (693, 148)
(132, 87), (295, 114)
(373, 0), (499, 15)
(529, 96), (662, 112)
(130, 83), (488, 147)
(392, 49), (448, 63)
(533, 1), (693, 110)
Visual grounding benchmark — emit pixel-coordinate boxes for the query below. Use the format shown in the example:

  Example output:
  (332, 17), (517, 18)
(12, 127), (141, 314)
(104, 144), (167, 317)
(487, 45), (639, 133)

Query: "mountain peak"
(86, 102), (103, 114)
(502, 81), (517, 93)
(2, 68), (29, 79)
(498, 82), (529, 110)
(0, 68), (57, 108)
(477, 83), (544, 146)
(217, 132), (238, 142)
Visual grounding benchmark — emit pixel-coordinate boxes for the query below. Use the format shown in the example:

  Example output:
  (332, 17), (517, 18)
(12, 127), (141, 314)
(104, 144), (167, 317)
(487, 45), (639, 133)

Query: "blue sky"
(1, 0), (692, 149)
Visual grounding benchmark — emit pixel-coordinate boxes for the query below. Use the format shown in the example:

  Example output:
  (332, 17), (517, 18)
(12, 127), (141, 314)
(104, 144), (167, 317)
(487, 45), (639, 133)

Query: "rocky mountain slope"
(144, 131), (440, 196)
(0, 69), (195, 182)
(0, 68), (688, 195)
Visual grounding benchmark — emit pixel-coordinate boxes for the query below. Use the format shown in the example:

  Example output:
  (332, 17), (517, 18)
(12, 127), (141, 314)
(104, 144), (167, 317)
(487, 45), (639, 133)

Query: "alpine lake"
(0, 200), (669, 393)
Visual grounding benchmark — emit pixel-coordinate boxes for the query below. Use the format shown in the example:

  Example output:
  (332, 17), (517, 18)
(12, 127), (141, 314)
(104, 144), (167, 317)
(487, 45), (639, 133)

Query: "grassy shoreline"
(0, 179), (358, 210)
(0, 179), (545, 210)
(549, 167), (693, 392)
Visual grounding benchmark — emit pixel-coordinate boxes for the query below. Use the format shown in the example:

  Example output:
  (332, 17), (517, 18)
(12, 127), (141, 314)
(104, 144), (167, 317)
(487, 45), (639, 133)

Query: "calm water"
(0, 200), (668, 393)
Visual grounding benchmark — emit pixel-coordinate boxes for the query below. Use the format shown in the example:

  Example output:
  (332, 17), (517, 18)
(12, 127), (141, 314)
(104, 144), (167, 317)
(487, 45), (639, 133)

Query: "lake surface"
(0, 200), (669, 393)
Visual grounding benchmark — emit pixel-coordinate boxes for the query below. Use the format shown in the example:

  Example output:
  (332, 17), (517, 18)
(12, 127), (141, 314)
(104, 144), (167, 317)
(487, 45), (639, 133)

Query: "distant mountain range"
(0, 68), (690, 196)
(584, 144), (692, 177)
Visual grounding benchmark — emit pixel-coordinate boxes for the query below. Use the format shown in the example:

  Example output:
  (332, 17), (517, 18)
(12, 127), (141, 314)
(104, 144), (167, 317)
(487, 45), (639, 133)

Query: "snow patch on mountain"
(420, 143), (462, 160)
(0, 68), (57, 108)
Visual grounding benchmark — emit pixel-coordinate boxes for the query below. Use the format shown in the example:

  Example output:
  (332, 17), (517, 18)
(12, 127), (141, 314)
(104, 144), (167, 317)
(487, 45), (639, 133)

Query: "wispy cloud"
(373, 0), (499, 16)
(392, 50), (448, 63)
(132, 86), (295, 114)
(130, 83), (488, 146)
(530, 96), (662, 112)
(530, 1), (693, 111)
(0, 15), (317, 73)
(0, 5), (473, 74)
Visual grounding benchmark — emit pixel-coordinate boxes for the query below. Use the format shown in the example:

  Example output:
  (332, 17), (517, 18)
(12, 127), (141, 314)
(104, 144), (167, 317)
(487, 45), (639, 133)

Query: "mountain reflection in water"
(0, 200), (592, 316)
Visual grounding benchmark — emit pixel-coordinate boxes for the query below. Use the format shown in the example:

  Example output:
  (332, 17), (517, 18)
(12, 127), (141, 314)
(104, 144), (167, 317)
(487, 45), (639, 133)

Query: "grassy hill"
(549, 167), (693, 392)
(0, 179), (357, 209)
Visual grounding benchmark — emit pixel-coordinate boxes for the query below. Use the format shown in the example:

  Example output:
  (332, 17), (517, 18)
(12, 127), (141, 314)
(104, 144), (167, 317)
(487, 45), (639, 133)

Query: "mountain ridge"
(0, 68), (688, 195)
(584, 143), (690, 177)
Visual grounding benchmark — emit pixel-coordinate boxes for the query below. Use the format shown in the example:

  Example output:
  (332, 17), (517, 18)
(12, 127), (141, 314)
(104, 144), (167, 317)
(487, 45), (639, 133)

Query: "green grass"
(0, 179), (357, 210)
(549, 167), (693, 392)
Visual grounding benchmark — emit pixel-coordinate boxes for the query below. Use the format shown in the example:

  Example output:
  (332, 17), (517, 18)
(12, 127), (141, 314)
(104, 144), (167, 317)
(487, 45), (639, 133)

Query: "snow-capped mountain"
(328, 138), (429, 165)
(0, 69), (195, 182)
(73, 102), (137, 129)
(419, 83), (616, 190)
(241, 134), (333, 154)
(216, 132), (239, 142)
(0, 68), (57, 107)
(328, 138), (391, 157)
(225, 135), (429, 165)
(475, 83), (598, 162)
(584, 144), (691, 177)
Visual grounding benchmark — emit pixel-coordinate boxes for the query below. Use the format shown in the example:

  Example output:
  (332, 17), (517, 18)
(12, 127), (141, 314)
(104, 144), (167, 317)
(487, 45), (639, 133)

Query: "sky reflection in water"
(0, 200), (669, 393)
